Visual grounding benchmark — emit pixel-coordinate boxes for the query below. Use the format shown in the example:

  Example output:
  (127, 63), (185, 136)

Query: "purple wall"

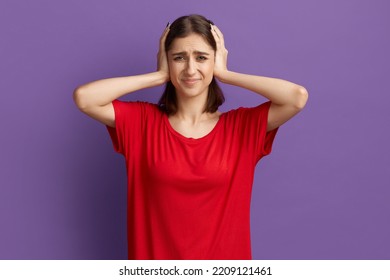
(1, 0), (389, 259)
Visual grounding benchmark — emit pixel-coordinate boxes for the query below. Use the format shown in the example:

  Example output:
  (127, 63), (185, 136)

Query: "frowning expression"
(168, 33), (215, 99)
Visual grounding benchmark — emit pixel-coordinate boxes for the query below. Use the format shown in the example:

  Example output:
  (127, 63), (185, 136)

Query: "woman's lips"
(182, 78), (200, 86)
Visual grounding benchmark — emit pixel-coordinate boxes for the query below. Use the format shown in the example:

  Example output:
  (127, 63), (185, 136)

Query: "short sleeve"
(106, 100), (145, 155)
(238, 101), (279, 162)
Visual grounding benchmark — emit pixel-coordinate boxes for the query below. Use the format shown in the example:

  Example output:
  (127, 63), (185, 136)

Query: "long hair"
(158, 14), (225, 115)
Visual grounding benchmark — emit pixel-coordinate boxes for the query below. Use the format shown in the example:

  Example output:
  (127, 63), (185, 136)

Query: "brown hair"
(158, 14), (225, 115)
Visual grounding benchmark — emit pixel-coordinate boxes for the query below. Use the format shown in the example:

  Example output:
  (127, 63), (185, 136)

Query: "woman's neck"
(174, 93), (212, 124)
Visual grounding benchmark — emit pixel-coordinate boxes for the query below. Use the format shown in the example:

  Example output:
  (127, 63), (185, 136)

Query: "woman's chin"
(177, 87), (208, 99)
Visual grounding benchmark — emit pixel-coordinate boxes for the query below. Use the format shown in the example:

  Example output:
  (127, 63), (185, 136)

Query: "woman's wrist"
(155, 70), (170, 84)
(213, 69), (231, 84)
(143, 71), (169, 87)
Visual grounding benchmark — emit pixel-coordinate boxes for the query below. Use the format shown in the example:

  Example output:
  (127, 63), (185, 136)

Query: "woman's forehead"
(169, 33), (213, 53)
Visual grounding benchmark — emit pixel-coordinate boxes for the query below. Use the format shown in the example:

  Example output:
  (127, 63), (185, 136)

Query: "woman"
(73, 14), (308, 260)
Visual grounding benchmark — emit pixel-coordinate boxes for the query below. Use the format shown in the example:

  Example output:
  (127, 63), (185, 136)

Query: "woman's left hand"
(211, 24), (229, 80)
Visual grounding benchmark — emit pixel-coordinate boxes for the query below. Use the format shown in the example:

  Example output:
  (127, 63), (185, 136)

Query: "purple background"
(1, 0), (389, 259)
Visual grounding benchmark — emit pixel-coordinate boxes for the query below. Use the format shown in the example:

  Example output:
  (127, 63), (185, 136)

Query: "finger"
(212, 25), (222, 36)
(160, 26), (169, 40)
(159, 23), (170, 50)
(210, 24), (219, 38)
(210, 25), (221, 46)
(212, 25), (225, 44)
(211, 25), (225, 49)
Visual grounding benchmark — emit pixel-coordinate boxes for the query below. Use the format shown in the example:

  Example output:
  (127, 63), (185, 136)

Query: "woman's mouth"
(182, 78), (200, 86)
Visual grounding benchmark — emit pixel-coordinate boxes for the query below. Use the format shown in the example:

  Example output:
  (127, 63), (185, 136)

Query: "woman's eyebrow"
(171, 51), (210, 56)
(194, 51), (210, 55)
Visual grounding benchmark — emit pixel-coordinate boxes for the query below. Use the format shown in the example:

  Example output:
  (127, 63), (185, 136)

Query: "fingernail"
(166, 22), (170, 28)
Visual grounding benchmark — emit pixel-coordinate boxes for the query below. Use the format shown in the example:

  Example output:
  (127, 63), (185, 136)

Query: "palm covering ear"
(157, 25), (170, 82)
(210, 24), (229, 79)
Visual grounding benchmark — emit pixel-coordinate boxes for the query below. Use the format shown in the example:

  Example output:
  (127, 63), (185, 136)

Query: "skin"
(165, 33), (220, 138)
(73, 23), (308, 137)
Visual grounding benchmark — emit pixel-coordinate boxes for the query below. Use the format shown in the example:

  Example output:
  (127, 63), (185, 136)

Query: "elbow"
(73, 86), (89, 112)
(293, 86), (309, 111)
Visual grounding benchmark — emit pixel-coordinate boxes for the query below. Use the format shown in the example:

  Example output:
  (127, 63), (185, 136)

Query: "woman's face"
(167, 33), (215, 100)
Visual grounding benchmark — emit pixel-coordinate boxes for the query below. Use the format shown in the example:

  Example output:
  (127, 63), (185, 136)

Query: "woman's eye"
(173, 56), (185, 61)
(197, 56), (207, 61)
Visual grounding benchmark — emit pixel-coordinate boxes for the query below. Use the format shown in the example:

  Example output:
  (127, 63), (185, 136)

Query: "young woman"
(73, 14), (308, 260)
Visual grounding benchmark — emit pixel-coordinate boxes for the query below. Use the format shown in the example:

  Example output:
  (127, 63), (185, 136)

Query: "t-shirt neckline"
(163, 112), (225, 143)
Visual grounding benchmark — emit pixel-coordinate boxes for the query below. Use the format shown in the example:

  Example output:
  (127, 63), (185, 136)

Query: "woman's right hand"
(157, 24), (170, 83)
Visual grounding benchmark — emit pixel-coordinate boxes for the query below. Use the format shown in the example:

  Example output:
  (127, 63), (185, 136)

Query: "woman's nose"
(185, 58), (196, 75)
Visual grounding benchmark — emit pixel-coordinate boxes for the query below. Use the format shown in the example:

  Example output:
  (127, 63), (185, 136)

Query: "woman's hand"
(157, 24), (170, 83)
(211, 24), (229, 81)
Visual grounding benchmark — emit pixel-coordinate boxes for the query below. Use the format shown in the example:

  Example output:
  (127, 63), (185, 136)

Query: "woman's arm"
(73, 26), (170, 127)
(215, 71), (308, 131)
(211, 25), (308, 131)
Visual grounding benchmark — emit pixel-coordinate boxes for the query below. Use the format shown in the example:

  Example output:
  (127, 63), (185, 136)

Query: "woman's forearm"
(73, 71), (167, 111)
(217, 70), (308, 109)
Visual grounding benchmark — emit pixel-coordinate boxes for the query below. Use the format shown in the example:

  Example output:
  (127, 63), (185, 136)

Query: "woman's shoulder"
(221, 102), (271, 124)
(224, 102), (271, 115)
(112, 100), (165, 122)
(113, 99), (157, 108)
(113, 100), (161, 112)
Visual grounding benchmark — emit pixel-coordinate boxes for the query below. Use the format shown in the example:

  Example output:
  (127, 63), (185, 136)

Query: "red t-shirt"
(107, 100), (278, 259)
